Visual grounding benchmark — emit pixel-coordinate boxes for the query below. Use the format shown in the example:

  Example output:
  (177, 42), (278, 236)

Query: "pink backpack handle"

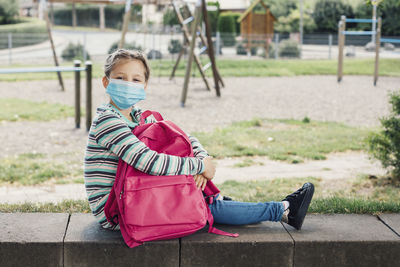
(140, 110), (163, 125)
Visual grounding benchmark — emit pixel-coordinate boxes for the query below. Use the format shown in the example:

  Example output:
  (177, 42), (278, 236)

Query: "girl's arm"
(188, 135), (209, 159)
(93, 112), (204, 176)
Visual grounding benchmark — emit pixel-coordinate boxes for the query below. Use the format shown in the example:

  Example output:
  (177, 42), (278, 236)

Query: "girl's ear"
(102, 76), (109, 89)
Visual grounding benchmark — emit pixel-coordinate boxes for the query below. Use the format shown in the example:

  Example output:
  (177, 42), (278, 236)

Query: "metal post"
(299, 0), (303, 58)
(83, 32), (87, 62)
(328, 34), (332, 59)
(74, 60), (81, 129)
(337, 16), (346, 83)
(274, 33), (279, 59)
(374, 17), (381, 86)
(85, 61), (92, 131)
(216, 31), (220, 56)
(8, 33), (12, 65)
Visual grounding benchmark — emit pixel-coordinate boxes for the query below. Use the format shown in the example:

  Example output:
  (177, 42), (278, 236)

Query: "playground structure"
(237, 0), (276, 57)
(337, 15), (400, 86)
(170, 0), (223, 106)
(0, 61), (93, 131)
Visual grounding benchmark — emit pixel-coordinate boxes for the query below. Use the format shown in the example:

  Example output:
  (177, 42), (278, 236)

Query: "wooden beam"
(44, 1), (65, 91)
(373, 17), (381, 86)
(202, 0), (222, 96)
(181, 0), (202, 106)
(118, 0), (132, 49)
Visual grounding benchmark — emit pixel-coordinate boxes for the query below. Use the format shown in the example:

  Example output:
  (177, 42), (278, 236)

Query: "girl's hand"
(194, 174), (208, 191)
(201, 156), (216, 180)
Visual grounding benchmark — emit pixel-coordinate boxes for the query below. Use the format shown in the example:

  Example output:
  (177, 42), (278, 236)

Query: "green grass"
(194, 118), (372, 162)
(0, 98), (77, 122)
(233, 158), (265, 168)
(0, 199), (91, 213)
(1, 58), (399, 82)
(0, 153), (79, 185)
(1, 175), (399, 213)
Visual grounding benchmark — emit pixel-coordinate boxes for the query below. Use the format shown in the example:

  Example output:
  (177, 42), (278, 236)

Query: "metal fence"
(0, 28), (399, 66)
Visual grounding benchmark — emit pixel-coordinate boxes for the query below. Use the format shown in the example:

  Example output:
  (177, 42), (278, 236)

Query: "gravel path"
(0, 75), (396, 203)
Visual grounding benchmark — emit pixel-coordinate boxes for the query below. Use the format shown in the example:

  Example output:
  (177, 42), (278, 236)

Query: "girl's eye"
(133, 79), (140, 82)
(116, 77), (123, 80)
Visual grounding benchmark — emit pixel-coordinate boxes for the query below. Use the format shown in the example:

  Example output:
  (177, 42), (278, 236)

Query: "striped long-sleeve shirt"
(84, 103), (209, 229)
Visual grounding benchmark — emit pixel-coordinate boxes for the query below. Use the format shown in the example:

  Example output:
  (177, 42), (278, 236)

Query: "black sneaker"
(223, 196), (233, 201)
(282, 182), (314, 230)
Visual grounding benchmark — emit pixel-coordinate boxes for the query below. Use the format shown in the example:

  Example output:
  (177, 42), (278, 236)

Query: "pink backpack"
(104, 110), (238, 248)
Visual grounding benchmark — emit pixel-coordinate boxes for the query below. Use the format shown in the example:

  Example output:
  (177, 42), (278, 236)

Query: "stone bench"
(1, 213), (399, 267)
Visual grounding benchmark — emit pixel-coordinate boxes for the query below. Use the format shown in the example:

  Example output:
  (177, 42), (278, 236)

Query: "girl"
(84, 49), (314, 232)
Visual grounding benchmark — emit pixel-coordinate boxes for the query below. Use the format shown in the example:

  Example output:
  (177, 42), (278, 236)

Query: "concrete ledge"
(0, 213), (69, 267)
(64, 214), (179, 267)
(285, 214), (400, 267)
(378, 214), (400, 237)
(181, 222), (293, 267)
(0, 213), (399, 267)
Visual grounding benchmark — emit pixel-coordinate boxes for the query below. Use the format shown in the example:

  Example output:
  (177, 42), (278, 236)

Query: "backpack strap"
(140, 110), (163, 124)
(206, 204), (239, 238)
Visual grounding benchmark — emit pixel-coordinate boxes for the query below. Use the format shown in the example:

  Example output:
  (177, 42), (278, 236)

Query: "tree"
(368, 91), (400, 182)
(354, 0), (400, 36)
(379, 0), (400, 36)
(207, 1), (220, 34)
(264, 0), (297, 18)
(162, 8), (179, 26)
(0, 0), (19, 24)
(217, 13), (236, 46)
(312, 0), (354, 33)
(275, 8), (316, 33)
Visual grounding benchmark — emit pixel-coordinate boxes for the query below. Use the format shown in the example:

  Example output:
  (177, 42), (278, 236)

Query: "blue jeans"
(208, 195), (284, 225)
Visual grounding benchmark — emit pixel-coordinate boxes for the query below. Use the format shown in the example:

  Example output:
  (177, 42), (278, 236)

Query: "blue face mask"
(106, 78), (146, 110)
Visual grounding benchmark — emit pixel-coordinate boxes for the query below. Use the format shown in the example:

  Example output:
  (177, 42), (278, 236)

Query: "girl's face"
(102, 58), (147, 89)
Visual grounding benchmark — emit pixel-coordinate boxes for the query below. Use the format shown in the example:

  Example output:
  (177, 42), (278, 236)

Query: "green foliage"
(0, 98), (76, 122)
(168, 39), (182, 54)
(217, 13), (236, 46)
(275, 8), (316, 33)
(0, 0), (18, 24)
(162, 8), (179, 26)
(61, 42), (91, 61)
(312, 0), (354, 32)
(302, 116), (311, 123)
(368, 91), (400, 181)
(236, 43), (257, 55)
(108, 40), (142, 54)
(207, 1), (220, 33)
(378, 0), (400, 36)
(278, 39), (300, 58)
(265, 0), (298, 18)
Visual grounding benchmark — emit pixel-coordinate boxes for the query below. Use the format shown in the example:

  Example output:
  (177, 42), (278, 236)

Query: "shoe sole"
(289, 183), (314, 230)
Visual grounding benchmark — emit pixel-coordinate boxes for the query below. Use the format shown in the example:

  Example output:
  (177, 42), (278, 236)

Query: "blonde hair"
(104, 49), (150, 82)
